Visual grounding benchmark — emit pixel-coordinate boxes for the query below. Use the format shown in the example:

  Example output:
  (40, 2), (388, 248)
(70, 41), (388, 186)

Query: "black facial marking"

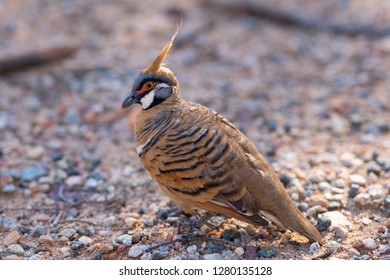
(132, 73), (171, 91)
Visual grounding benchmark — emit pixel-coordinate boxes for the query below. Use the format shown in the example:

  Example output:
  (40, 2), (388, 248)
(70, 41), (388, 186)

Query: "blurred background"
(0, 0), (389, 260)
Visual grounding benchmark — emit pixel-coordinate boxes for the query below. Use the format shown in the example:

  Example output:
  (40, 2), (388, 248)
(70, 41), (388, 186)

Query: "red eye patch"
(138, 81), (156, 94)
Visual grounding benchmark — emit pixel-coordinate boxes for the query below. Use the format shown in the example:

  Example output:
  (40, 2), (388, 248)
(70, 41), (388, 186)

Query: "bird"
(122, 29), (323, 242)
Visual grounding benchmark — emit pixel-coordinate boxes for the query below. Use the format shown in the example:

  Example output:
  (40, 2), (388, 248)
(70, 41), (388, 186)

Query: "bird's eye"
(145, 82), (154, 89)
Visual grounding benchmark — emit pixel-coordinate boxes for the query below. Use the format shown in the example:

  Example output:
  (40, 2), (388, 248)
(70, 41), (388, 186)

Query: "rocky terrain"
(0, 0), (389, 260)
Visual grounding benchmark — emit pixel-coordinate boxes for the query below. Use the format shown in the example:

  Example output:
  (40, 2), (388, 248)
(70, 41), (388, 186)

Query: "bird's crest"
(142, 23), (181, 74)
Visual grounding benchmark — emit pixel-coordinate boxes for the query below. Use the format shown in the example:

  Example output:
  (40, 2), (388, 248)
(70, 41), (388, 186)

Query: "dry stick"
(145, 233), (239, 252)
(56, 219), (97, 226)
(204, 0), (390, 38)
(0, 43), (78, 75)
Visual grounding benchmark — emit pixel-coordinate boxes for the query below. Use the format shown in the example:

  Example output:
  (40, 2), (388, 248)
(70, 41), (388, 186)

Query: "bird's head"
(122, 29), (180, 110)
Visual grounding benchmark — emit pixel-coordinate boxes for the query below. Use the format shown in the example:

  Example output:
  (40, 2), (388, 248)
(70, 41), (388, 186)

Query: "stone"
(384, 195), (390, 212)
(354, 193), (370, 207)
(348, 184), (360, 198)
(59, 228), (76, 238)
(124, 217), (138, 228)
(97, 243), (114, 254)
(362, 238), (377, 250)
(316, 217), (331, 231)
(352, 240), (363, 248)
(309, 242), (320, 254)
(324, 241), (340, 253)
(258, 247), (277, 258)
(234, 247), (245, 257)
(188, 253), (200, 260)
(347, 248), (360, 256)
(128, 245), (144, 258)
(7, 244), (25, 255)
(327, 201), (341, 211)
(84, 178), (99, 189)
(204, 253), (223, 260)
(367, 161), (381, 176)
(78, 236), (93, 245)
(103, 216), (116, 227)
(187, 245), (197, 254)
(21, 167), (47, 182)
(32, 227), (47, 237)
(38, 235), (54, 245)
(349, 174), (366, 186)
(244, 224), (258, 236)
(3, 231), (21, 246)
(367, 184), (384, 199)
(334, 225), (349, 239)
(334, 179), (345, 189)
(205, 242), (224, 253)
(141, 252), (152, 260)
(116, 234), (133, 246)
(27, 146), (45, 159)
(2, 184), (17, 193)
(65, 176), (83, 187)
(320, 211), (350, 238)
(71, 241), (84, 250)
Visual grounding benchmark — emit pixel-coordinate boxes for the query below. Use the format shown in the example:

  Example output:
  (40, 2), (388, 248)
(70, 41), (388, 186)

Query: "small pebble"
(26, 254), (42, 260)
(210, 216), (226, 227)
(334, 225), (349, 239)
(258, 247), (277, 258)
(71, 241), (84, 250)
(116, 234), (133, 246)
(366, 161), (381, 176)
(20, 227), (31, 235)
(352, 240), (363, 248)
(140, 252), (152, 260)
(124, 217), (138, 228)
(2, 184), (17, 193)
(84, 177), (99, 189)
(384, 195), (390, 212)
(128, 245), (144, 258)
(221, 229), (239, 241)
(353, 193), (370, 207)
(362, 238), (377, 250)
(348, 184), (360, 198)
(349, 174), (366, 186)
(327, 201), (341, 211)
(27, 146), (45, 159)
(324, 241), (340, 253)
(59, 228), (76, 238)
(97, 243), (114, 254)
(3, 231), (21, 246)
(103, 215), (116, 227)
(316, 217), (331, 231)
(309, 242), (320, 254)
(348, 248), (360, 257)
(65, 176), (83, 187)
(187, 245), (197, 254)
(78, 236), (93, 245)
(204, 253), (223, 260)
(38, 235), (54, 245)
(188, 253), (200, 260)
(333, 178), (345, 189)
(234, 247), (245, 257)
(205, 242), (224, 253)
(7, 244), (25, 255)
(21, 167), (47, 182)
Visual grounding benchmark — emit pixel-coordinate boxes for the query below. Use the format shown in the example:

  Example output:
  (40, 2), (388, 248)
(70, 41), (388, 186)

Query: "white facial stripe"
(157, 83), (170, 89)
(140, 90), (155, 109)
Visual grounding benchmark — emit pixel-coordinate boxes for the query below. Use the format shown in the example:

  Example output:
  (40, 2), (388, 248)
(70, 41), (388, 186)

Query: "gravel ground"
(0, 0), (389, 260)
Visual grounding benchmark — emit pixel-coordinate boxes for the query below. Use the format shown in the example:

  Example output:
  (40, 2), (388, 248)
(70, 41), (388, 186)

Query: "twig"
(145, 233), (239, 252)
(203, 0), (390, 38)
(0, 43), (79, 75)
(0, 206), (59, 212)
(58, 185), (84, 207)
(312, 251), (332, 260)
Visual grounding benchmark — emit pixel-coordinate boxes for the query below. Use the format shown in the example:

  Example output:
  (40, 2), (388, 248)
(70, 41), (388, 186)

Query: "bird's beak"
(121, 90), (139, 109)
